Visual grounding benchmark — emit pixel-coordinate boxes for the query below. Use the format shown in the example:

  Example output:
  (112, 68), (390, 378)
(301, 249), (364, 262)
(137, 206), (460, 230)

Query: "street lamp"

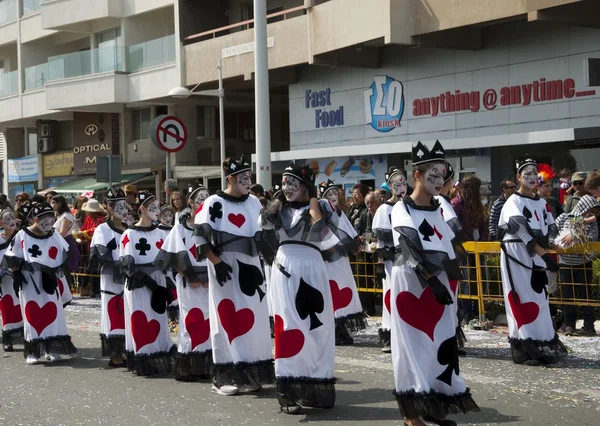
(169, 59), (226, 190)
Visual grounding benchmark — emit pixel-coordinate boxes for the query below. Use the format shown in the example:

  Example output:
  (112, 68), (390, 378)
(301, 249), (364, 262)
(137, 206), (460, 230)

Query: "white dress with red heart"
(261, 199), (353, 409)
(90, 221), (126, 358)
(0, 233), (24, 346)
(390, 198), (479, 419)
(193, 192), (274, 387)
(498, 192), (566, 364)
(120, 225), (176, 374)
(158, 225), (178, 311)
(155, 222), (212, 379)
(372, 201), (396, 337)
(4, 229), (77, 358)
(325, 210), (365, 330)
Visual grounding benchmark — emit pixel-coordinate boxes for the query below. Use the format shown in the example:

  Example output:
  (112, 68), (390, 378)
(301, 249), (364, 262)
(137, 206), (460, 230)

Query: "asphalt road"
(1, 298), (599, 426)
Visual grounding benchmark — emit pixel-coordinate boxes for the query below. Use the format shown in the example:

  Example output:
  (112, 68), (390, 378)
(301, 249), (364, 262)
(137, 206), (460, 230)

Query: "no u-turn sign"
(150, 115), (188, 153)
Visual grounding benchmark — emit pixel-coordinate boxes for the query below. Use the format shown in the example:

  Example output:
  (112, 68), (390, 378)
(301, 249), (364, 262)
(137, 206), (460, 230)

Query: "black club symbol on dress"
(209, 202), (223, 223)
(28, 244), (42, 258)
(135, 238), (151, 256)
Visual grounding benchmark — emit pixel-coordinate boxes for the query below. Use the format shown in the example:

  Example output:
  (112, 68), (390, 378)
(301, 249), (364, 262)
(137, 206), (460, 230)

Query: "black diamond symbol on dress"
(436, 336), (459, 386)
(28, 244), (42, 258)
(237, 259), (265, 302)
(523, 206), (533, 223)
(543, 210), (548, 227)
(135, 238), (151, 256)
(418, 219), (435, 242)
(209, 202), (223, 223)
(106, 238), (117, 251)
(295, 278), (324, 331)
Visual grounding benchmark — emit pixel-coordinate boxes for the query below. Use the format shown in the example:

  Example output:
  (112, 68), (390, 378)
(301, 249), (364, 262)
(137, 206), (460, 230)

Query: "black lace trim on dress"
(514, 191), (540, 201)
(0, 232), (16, 250)
(393, 388), (480, 419)
(2, 326), (24, 346)
(173, 349), (213, 380)
(128, 224), (158, 232)
(212, 359), (275, 387)
(24, 335), (77, 358)
(100, 333), (126, 358)
(508, 334), (567, 364)
(129, 345), (177, 376)
(107, 221), (126, 234)
(403, 195), (440, 212)
(276, 376), (336, 409)
(335, 312), (367, 332)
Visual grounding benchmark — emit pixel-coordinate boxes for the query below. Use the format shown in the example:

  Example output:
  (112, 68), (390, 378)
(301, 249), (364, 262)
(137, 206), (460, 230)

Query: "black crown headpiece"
(516, 157), (537, 174)
(106, 188), (126, 201)
(412, 140), (445, 166)
(137, 190), (156, 210)
(188, 185), (208, 202)
(318, 179), (338, 198)
(282, 162), (315, 186)
(386, 167), (406, 183)
(223, 155), (251, 177)
(444, 162), (455, 184)
(160, 203), (173, 212)
(32, 202), (54, 219)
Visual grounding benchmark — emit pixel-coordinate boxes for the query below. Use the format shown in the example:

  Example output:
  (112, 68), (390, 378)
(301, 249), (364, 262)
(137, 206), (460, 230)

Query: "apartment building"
(180, 0), (600, 198)
(0, 0), (208, 200)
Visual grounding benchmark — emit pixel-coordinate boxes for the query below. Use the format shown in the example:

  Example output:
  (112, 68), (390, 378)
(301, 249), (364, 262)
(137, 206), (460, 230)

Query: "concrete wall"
(288, 21), (600, 150)
(124, 7), (174, 46)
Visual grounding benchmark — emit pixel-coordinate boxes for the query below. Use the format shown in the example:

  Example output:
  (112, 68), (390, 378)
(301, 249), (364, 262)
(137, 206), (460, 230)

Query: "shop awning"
(172, 165), (221, 179)
(51, 173), (153, 194)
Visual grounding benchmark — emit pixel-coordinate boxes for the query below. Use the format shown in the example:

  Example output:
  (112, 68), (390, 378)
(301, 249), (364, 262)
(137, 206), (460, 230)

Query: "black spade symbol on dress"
(237, 260), (265, 302)
(531, 267), (549, 299)
(418, 219), (435, 242)
(295, 278), (324, 331)
(42, 271), (58, 297)
(436, 336), (459, 386)
(106, 238), (117, 251)
(209, 202), (223, 223)
(523, 206), (533, 223)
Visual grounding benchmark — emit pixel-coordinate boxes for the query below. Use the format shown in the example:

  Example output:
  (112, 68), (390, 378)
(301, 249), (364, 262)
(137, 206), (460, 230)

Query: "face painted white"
(112, 200), (128, 220)
(145, 200), (160, 222)
(282, 175), (303, 202)
(520, 165), (538, 190)
(421, 162), (446, 196)
(125, 214), (135, 227)
(390, 173), (408, 197)
(160, 209), (174, 226)
(325, 188), (339, 207)
(193, 190), (210, 212)
(231, 171), (252, 195)
(37, 215), (55, 233)
(1, 210), (17, 231)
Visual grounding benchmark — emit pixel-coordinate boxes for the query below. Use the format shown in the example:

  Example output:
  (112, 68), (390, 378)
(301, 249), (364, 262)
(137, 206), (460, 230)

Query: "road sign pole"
(108, 155), (112, 193)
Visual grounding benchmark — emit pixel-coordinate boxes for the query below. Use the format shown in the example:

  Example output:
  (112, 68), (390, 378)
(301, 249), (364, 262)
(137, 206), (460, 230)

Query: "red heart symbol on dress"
(396, 286), (444, 341)
(107, 296), (125, 331)
(384, 289), (391, 315)
(169, 287), (178, 302)
(227, 213), (246, 228)
(156, 239), (163, 249)
(449, 279), (459, 296)
(48, 246), (58, 260)
(131, 310), (160, 351)
(329, 280), (353, 312)
(217, 299), (254, 344)
(0, 295), (23, 325)
(185, 308), (210, 350)
(507, 290), (539, 329)
(57, 278), (65, 296)
(274, 314), (305, 359)
(25, 301), (57, 336)
(189, 244), (197, 258)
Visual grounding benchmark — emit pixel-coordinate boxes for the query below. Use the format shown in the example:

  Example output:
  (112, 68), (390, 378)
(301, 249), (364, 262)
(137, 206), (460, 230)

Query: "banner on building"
(8, 155), (39, 182)
(43, 151), (74, 177)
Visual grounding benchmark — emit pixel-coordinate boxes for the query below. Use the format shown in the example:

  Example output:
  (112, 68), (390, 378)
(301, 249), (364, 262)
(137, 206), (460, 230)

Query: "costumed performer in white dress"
(4, 203), (77, 365)
(498, 157), (566, 366)
(155, 185), (213, 381)
(391, 141), (479, 426)
(372, 168), (408, 353)
(120, 190), (175, 376)
(89, 188), (128, 368)
(193, 156), (274, 396)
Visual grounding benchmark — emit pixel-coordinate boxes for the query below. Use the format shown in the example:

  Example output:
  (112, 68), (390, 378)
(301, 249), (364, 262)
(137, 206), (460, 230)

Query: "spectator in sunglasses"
(488, 179), (516, 241)
(15, 192), (30, 206)
(564, 172), (588, 214)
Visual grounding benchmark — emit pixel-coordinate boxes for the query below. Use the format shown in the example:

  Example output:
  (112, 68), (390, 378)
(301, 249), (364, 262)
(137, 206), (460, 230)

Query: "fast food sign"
(311, 156), (376, 186)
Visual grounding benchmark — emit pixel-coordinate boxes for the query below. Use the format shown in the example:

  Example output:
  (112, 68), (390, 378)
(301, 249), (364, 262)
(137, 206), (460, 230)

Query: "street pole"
(253, 0), (272, 189)
(108, 155), (112, 194)
(165, 152), (170, 201)
(218, 59), (226, 191)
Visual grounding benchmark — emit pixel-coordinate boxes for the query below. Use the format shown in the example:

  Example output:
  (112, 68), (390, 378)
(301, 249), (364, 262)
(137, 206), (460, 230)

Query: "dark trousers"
(559, 261), (596, 328)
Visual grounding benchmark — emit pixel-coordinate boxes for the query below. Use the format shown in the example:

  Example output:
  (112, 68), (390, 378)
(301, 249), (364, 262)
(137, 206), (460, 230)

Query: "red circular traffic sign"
(151, 115), (188, 153)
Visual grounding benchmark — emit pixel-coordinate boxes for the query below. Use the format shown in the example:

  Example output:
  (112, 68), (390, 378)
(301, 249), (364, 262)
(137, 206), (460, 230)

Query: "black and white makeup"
(390, 173), (408, 197)
(160, 209), (174, 226)
(192, 189), (210, 211)
(231, 171), (252, 195)
(37, 214), (55, 234)
(421, 162), (446, 196)
(144, 200), (160, 222)
(282, 175), (305, 202)
(0, 209), (17, 231)
(125, 213), (136, 227)
(519, 165), (539, 190)
(111, 200), (128, 221)
(324, 188), (339, 207)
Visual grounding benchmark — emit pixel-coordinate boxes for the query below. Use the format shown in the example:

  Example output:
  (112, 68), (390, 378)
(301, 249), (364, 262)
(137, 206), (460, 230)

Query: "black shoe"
(281, 404), (302, 415)
(3, 344), (14, 352)
(423, 415), (457, 426)
(108, 360), (127, 368)
(175, 375), (198, 382)
(574, 327), (597, 336)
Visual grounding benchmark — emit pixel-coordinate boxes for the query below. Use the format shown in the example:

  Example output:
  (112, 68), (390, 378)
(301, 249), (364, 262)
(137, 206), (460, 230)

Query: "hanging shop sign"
(43, 151), (74, 178)
(8, 155), (39, 183)
(72, 112), (120, 175)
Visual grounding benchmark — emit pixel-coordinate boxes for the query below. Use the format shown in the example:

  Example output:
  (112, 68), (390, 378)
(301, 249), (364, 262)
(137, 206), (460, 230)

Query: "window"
(156, 105), (168, 117)
(132, 108), (151, 141)
(197, 106), (206, 138)
(26, 128), (37, 156)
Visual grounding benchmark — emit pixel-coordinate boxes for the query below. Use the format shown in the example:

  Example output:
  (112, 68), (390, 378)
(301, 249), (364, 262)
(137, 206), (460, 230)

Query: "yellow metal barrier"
(352, 242), (600, 321)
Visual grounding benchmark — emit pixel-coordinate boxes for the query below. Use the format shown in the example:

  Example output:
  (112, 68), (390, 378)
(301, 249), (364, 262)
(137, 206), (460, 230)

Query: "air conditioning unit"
(38, 137), (56, 154)
(40, 122), (55, 137)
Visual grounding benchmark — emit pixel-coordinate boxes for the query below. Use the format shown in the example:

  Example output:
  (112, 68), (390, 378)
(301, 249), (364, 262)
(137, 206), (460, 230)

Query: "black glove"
(273, 190), (286, 204)
(427, 275), (454, 305)
(307, 183), (317, 199)
(13, 270), (24, 296)
(541, 253), (558, 273)
(376, 263), (386, 281)
(214, 260), (232, 286)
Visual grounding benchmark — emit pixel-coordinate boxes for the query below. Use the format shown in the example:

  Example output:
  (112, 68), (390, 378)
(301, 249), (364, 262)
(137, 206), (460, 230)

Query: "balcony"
(0, 69), (19, 122)
(40, 0), (123, 31)
(24, 62), (49, 90)
(47, 46), (124, 81)
(0, 70), (17, 97)
(0, 0), (17, 45)
(127, 34), (175, 73)
(22, 0), (40, 16)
